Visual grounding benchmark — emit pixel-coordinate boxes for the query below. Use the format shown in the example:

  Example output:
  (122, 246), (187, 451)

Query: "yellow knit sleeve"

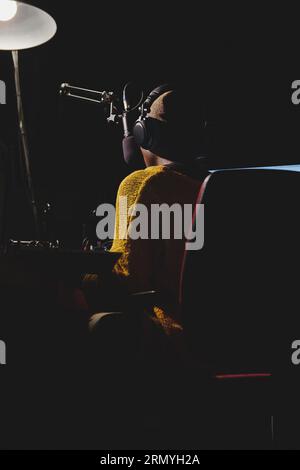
(110, 167), (164, 293)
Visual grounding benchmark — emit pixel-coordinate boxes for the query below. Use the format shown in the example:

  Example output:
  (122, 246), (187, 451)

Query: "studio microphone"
(121, 84), (144, 169)
(60, 81), (145, 168)
(122, 136), (144, 169)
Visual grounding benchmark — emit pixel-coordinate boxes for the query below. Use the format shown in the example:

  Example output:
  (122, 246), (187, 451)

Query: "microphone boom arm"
(60, 83), (115, 106)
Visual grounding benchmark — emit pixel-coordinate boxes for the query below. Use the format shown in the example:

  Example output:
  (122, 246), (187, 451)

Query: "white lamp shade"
(0, 1), (57, 50)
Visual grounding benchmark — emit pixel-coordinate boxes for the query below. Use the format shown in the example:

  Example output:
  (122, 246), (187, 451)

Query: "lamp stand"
(12, 50), (40, 238)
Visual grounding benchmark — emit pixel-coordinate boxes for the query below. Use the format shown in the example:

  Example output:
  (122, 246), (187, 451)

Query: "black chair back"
(181, 169), (300, 374)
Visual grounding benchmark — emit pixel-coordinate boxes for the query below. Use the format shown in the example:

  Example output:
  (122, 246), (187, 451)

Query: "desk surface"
(0, 249), (121, 288)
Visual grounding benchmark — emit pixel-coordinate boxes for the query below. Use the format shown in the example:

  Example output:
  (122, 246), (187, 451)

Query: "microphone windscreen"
(122, 136), (145, 170)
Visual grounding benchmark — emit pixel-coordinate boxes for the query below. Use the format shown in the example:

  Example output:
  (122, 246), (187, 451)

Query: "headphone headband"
(142, 84), (172, 114)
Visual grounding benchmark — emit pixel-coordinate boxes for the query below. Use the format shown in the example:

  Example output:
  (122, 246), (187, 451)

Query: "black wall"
(0, 2), (299, 241)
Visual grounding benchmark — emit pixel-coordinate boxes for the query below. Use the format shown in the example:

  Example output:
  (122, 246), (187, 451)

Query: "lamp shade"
(0, 1), (57, 50)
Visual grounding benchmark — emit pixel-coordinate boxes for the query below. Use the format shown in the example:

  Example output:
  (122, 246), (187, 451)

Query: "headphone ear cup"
(133, 119), (150, 149)
(133, 118), (165, 152)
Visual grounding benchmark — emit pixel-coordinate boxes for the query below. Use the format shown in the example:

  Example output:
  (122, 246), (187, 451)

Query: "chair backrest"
(0, 142), (9, 252)
(181, 169), (300, 373)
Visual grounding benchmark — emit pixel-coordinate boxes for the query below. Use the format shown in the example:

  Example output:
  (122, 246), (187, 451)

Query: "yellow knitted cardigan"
(108, 165), (201, 336)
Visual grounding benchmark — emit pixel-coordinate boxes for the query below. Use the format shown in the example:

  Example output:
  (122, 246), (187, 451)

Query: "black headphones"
(133, 84), (172, 153)
(123, 84), (207, 168)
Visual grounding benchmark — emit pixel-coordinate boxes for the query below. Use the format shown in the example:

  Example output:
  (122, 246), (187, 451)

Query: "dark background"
(0, 1), (299, 242)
